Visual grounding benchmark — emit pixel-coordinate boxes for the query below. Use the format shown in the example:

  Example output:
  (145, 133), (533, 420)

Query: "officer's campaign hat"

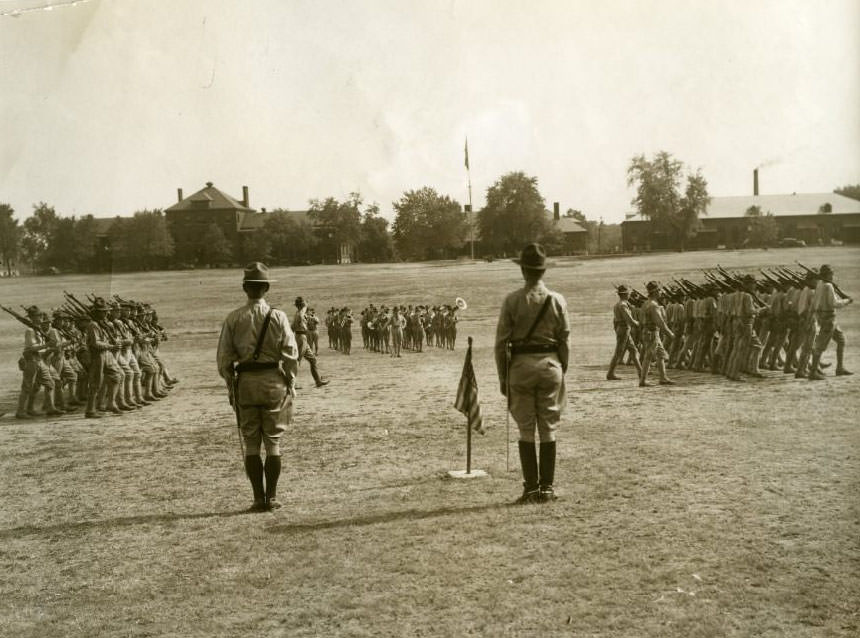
(645, 281), (660, 293)
(243, 262), (274, 283)
(514, 243), (551, 270)
(616, 284), (629, 295)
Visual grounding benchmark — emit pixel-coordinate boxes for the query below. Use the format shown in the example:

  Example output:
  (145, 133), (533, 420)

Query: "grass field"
(0, 247), (858, 637)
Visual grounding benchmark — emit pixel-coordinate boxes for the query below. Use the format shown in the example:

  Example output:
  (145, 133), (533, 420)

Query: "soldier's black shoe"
(659, 379), (676, 385)
(835, 368), (853, 376)
(538, 486), (558, 503)
(247, 500), (267, 513)
(315, 379), (330, 388)
(606, 373), (621, 380)
(514, 487), (541, 504)
(84, 411), (102, 419)
(15, 412), (31, 419)
(266, 498), (282, 511)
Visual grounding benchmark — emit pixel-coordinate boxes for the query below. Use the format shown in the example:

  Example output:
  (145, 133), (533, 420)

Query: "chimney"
(553, 202), (560, 221)
(177, 188), (183, 202)
(753, 168), (759, 196)
(242, 185), (249, 208)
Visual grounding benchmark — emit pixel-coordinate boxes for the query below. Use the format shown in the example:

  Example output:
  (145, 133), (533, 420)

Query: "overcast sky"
(1, 0), (858, 224)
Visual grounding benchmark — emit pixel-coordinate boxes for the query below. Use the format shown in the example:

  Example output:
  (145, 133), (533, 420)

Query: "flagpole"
(448, 334), (487, 480)
(466, 337), (473, 473)
(465, 137), (474, 260)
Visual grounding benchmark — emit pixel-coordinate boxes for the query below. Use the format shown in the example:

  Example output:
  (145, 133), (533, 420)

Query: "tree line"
(6, 156), (849, 274)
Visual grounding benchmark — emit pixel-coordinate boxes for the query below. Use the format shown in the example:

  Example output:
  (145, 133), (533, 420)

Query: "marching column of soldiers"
(325, 303), (462, 356)
(607, 263), (853, 385)
(3, 294), (178, 419)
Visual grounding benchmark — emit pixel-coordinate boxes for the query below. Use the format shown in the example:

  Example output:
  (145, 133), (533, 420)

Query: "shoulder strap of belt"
(252, 309), (274, 361)
(522, 295), (554, 343)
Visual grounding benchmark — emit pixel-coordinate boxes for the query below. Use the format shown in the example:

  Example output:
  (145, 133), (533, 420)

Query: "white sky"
(1, 0), (859, 224)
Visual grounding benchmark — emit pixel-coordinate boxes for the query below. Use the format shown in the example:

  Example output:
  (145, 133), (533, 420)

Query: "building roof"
(549, 212), (588, 233)
(165, 182), (253, 213)
(625, 192), (860, 221)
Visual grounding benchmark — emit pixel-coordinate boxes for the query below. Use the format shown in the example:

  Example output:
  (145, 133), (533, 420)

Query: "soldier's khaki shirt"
(494, 280), (570, 382)
(217, 298), (298, 384)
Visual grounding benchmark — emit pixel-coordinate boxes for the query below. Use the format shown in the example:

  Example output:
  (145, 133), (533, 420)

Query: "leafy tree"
(198, 223), (234, 266)
(0, 203), (20, 275)
(108, 210), (175, 271)
(834, 184), (860, 201)
(20, 202), (59, 273)
(240, 229), (272, 264)
(359, 204), (394, 262)
(73, 215), (100, 272)
(264, 211), (318, 265)
(45, 216), (78, 271)
(627, 151), (711, 251)
(308, 193), (363, 263)
(392, 187), (466, 260)
(818, 202), (832, 214)
(478, 172), (554, 256)
(744, 206), (778, 247)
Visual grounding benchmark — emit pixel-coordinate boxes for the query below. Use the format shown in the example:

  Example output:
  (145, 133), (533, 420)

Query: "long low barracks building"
(621, 191), (860, 252)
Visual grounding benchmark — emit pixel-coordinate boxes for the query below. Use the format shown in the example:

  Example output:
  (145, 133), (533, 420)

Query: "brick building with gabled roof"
(165, 182), (265, 264)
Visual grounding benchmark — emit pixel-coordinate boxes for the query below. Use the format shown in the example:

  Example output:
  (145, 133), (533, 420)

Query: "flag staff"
(449, 336), (487, 479)
(465, 137), (474, 260)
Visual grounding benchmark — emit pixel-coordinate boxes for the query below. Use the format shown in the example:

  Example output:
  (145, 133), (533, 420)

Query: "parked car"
(778, 238), (806, 248)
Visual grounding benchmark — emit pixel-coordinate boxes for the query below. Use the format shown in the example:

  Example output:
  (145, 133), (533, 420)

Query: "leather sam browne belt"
(510, 343), (558, 355)
(235, 360), (279, 373)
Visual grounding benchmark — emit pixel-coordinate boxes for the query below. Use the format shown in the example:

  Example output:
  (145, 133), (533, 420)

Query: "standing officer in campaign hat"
(217, 262), (299, 512)
(495, 243), (570, 504)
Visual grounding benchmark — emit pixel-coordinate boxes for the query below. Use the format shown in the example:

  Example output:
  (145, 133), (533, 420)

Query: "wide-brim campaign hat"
(25, 305), (41, 317)
(243, 262), (275, 283)
(90, 297), (109, 312)
(513, 243), (552, 269)
(645, 280), (660, 293)
(616, 284), (629, 294)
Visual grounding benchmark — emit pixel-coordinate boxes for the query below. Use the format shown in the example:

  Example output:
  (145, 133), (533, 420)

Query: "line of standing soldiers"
(5, 294), (178, 419)
(355, 304), (460, 356)
(607, 262), (853, 385)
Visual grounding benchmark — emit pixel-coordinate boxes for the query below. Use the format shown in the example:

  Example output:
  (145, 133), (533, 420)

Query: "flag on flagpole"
(454, 340), (485, 434)
(464, 137), (470, 171)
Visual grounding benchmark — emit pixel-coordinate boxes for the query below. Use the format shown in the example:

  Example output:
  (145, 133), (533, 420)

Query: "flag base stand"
(447, 469), (488, 479)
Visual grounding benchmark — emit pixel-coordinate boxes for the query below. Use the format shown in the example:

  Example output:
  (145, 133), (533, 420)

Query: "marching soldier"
(809, 264), (853, 379)
(15, 306), (62, 419)
(45, 310), (79, 411)
(217, 262), (299, 512)
(292, 297), (329, 387)
(638, 282), (675, 386)
(607, 285), (641, 380)
(83, 298), (123, 418)
(496, 243), (570, 504)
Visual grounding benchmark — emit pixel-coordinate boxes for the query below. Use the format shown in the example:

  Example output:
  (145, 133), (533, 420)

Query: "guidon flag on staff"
(454, 340), (485, 434)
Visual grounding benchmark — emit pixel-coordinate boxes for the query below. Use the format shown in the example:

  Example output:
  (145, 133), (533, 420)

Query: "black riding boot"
(264, 455), (282, 510)
(244, 455), (266, 512)
(516, 441), (540, 504)
(539, 441), (558, 502)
